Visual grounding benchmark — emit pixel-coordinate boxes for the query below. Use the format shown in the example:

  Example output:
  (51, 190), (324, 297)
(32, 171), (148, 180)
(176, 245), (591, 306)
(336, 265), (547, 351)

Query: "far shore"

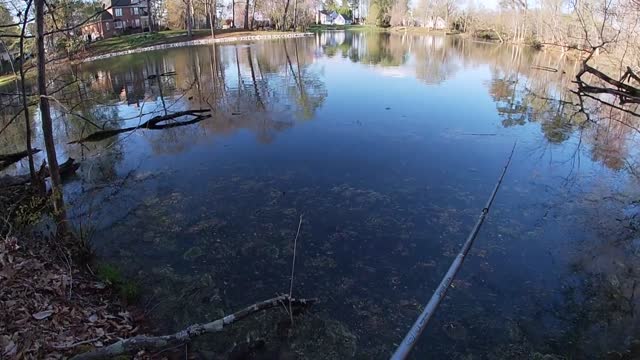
(77, 29), (312, 63)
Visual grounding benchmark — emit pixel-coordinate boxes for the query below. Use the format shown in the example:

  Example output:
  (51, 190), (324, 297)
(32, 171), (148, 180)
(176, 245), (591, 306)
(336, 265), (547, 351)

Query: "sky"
(474, 0), (499, 9)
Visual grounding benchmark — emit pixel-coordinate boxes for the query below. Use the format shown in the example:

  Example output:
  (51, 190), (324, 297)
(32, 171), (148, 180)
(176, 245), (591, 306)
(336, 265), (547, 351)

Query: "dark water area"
(2, 32), (640, 359)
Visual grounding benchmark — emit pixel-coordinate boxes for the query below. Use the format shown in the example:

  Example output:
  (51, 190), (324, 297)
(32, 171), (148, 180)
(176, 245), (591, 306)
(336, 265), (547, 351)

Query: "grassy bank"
(84, 29), (295, 58)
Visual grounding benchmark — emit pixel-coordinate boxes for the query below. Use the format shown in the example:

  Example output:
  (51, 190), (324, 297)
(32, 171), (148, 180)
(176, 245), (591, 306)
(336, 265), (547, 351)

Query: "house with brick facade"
(81, 0), (150, 41)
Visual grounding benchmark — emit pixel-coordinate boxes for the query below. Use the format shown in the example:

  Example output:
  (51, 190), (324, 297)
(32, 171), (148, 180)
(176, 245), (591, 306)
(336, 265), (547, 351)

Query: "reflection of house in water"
(88, 61), (174, 106)
(420, 35), (444, 51)
(117, 68), (149, 105)
(316, 31), (346, 48)
(89, 70), (116, 93)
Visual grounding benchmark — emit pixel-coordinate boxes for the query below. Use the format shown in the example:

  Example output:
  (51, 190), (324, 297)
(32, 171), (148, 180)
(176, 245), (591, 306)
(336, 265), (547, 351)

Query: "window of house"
(114, 20), (123, 28)
(105, 22), (110, 30)
(115, 8), (122, 16)
(133, 7), (139, 15)
(134, 19), (140, 27)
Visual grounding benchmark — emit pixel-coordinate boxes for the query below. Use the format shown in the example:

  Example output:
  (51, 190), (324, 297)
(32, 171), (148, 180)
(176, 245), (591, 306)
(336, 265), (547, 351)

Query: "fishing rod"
(390, 141), (517, 360)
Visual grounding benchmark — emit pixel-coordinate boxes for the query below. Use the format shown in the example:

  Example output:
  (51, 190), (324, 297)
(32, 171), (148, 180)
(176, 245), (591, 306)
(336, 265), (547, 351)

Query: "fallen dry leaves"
(0, 235), (137, 359)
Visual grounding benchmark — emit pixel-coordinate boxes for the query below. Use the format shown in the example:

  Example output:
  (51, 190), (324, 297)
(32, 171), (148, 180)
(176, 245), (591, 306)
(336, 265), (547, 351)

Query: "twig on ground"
(53, 335), (111, 350)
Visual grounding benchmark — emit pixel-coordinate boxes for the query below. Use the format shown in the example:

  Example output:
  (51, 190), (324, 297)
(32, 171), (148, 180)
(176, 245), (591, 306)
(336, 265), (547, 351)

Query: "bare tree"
(282, 0), (291, 30)
(35, 0), (67, 234)
(244, 0), (250, 28)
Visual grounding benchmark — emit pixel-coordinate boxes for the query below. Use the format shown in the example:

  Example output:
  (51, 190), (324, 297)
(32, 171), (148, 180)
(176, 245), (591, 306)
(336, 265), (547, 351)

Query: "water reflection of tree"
(320, 32), (408, 67)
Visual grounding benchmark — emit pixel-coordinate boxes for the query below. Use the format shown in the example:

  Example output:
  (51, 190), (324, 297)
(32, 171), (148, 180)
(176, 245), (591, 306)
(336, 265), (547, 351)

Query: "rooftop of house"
(102, 0), (147, 8)
(101, 11), (113, 21)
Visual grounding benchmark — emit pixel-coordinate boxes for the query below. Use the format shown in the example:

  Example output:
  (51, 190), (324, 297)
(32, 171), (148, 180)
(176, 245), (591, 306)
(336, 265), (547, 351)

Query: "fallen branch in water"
(0, 158), (79, 188)
(146, 71), (177, 79)
(68, 109), (211, 144)
(0, 148), (41, 171)
(71, 295), (317, 360)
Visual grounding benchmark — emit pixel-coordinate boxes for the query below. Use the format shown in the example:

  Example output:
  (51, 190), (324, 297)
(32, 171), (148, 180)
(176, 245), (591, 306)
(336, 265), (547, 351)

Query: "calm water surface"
(2, 32), (640, 359)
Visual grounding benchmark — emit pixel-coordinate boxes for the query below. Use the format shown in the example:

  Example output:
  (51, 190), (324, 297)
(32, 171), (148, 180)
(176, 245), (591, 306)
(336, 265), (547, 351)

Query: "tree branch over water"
(68, 109), (212, 144)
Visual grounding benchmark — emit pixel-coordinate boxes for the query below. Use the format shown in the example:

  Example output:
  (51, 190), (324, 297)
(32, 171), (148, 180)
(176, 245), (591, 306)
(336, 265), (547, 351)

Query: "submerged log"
(0, 158), (79, 188)
(531, 65), (558, 72)
(0, 148), (41, 171)
(71, 295), (317, 360)
(146, 71), (177, 80)
(69, 109), (211, 144)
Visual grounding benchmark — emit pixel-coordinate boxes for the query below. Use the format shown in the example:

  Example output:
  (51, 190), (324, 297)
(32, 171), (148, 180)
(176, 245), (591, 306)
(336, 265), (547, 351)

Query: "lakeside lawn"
(84, 25), (454, 59)
(85, 29), (294, 57)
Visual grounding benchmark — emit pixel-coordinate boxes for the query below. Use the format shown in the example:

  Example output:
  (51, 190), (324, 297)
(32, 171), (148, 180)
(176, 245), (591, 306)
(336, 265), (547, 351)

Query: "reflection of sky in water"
(2, 32), (639, 358)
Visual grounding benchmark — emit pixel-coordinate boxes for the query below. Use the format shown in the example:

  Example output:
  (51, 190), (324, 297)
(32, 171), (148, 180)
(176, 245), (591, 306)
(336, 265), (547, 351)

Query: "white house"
(334, 13), (352, 25)
(317, 10), (338, 25)
(424, 16), (447, 30)
(317, 10), (353, 25)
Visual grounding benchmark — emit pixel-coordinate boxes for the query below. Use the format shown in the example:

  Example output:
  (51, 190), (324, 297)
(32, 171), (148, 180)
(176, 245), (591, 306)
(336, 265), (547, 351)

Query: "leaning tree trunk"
(35, 0), (67, 235)
(243, 0), (249, 29)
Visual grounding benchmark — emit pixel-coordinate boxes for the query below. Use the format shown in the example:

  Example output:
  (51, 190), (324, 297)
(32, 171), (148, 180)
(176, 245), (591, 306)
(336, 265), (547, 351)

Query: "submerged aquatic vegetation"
(95, 263), (141, 304)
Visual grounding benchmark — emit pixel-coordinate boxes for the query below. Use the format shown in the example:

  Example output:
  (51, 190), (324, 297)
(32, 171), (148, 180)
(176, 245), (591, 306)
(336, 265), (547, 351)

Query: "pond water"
(2, 31), (640, 359)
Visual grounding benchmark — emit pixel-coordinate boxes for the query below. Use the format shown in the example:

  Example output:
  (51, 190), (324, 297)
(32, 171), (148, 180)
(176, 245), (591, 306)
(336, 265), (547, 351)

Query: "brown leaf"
(32, 310), (54, 320)
(2, 340), (17, 357)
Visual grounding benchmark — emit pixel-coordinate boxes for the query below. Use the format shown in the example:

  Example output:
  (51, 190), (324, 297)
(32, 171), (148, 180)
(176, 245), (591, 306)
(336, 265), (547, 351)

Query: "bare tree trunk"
(208, 0), (215, 37)
(251, 0), (257, 29)
(147, 0), (153, 31)
(293, 0), (297, 31)
(35, 0), (67, 235)
(232, 0), (235, 27)
(213, 0), (218, 36)
(186, 0), (193, 36)
(282, 0), (290, 30)
(19, 0), (36, 185)
(244, 0), (249, 29)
